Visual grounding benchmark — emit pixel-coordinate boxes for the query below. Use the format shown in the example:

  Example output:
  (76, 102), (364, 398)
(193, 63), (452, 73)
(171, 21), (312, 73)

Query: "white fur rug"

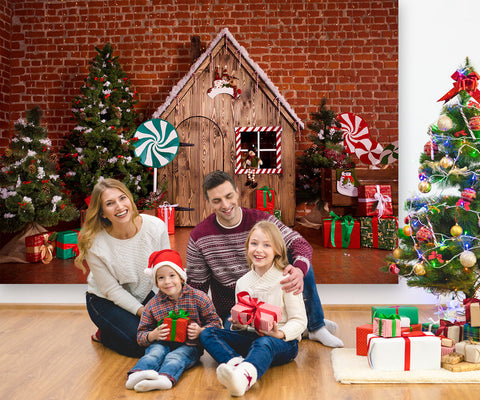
(331, 348), (480, 384)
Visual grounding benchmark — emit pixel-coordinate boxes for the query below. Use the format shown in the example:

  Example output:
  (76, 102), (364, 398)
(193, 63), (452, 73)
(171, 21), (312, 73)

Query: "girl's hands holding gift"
(259, 322), (285, 339)
(147, 323), (170, 342)
(187, 322), (203, 340)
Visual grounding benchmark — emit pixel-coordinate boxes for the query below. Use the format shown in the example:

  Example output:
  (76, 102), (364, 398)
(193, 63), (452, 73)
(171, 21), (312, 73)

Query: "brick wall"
(0, 0), (11, 147)
(0, 0), (398, 157)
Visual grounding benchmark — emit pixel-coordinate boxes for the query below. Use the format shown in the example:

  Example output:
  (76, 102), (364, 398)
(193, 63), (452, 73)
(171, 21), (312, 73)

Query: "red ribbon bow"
(427, 251), (444, 264)
(235, 291), (264, 326)
(438, 70), (480, 103)
(454, 130), (468, 137)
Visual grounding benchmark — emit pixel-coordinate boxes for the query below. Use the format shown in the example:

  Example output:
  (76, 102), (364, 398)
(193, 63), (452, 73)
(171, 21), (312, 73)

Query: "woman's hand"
(147, 323), (169, 342)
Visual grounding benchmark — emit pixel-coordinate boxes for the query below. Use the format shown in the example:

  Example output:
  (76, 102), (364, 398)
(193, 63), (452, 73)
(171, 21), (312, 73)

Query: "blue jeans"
(86, 291), (154, 358)
(200, 327), (298, 379)
(303, 265), (325, 332)
(129, 342), (200, 385)
(223, 266), (324, 333)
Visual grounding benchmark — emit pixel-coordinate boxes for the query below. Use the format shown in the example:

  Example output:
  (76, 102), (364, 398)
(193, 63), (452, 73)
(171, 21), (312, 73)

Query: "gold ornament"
(403, 225), (412, 236)
(413, 262), (426, 275)
(4, 148), (12, 157)
(439, 156), (454, 169)
(393, 247), (403, 259)
(460, 250), (477, 268)
(450, 224), (463, 237)
(418, 180), (432, 193)
(437, 115), (453, 131)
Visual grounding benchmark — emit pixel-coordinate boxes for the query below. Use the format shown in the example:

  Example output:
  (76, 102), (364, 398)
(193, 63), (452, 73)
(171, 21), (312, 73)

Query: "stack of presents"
(24, 203), (176, 264)
(323, 184), (397, 249)
(356, 301), (480, 372)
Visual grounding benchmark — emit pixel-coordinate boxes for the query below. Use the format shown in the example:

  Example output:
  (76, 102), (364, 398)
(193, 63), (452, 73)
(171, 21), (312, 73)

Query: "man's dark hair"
(202, 171), (237, 199)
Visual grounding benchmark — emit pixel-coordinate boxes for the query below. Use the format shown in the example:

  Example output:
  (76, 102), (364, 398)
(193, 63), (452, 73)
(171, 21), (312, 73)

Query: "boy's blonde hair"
(245, 221), (289, 271)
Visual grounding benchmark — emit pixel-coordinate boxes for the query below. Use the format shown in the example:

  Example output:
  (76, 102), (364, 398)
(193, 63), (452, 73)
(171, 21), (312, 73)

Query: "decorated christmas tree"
(386, 58), (480, 299)
(296, 98), (355, 203)
(0, 106), (78, 233)
(58, 43), (152, 205)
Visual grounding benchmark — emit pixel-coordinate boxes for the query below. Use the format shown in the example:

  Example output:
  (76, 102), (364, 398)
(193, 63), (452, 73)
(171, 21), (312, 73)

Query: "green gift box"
(464, 323), (480, 341)
(56, 230), (80, 259)
(359, 216), (398, 250)
(371, 305), (419, 325)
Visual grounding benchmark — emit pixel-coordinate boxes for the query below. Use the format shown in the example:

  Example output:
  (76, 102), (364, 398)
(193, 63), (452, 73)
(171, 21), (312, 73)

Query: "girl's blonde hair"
(74, 178), (140, 272)
(245, 221), (289, 271)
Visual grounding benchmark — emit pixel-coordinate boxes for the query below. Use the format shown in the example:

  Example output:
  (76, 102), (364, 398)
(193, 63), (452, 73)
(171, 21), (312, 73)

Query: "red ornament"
(469, 115), (480, 131)
(423, 140), (438, 155)
(389, 263), (400, 274)
(461, 188), (477, 202)
(416, 226), (433, 242)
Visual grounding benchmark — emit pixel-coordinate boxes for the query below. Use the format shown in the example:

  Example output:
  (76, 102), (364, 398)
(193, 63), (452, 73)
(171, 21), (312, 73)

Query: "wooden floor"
(0, 225), (397, 285)
(1, 304), (478, 400)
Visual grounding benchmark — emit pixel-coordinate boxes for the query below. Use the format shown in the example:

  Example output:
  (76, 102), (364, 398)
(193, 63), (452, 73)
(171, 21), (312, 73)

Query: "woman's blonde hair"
(74, 178), (140, 272)
(245, 221), (289, 271)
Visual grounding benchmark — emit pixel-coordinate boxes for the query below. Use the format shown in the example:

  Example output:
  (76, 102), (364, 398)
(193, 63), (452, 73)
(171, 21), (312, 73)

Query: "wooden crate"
(320, 167), (399, 216)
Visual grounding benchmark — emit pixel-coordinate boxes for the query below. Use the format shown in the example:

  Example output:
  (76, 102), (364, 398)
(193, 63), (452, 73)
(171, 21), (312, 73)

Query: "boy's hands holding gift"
(187, 322), (203, 340)
(147, 323), (170, 342)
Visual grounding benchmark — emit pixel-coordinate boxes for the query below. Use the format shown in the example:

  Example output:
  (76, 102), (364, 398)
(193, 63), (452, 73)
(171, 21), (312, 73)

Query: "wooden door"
(173, 116), (224, 226)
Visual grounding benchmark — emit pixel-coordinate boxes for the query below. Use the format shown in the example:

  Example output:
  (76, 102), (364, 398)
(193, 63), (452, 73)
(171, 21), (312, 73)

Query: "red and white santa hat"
(145, 249), (186, 282)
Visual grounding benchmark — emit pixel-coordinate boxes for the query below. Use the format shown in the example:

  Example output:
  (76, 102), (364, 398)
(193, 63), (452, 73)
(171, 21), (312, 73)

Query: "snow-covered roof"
(152, 28), (304, 129)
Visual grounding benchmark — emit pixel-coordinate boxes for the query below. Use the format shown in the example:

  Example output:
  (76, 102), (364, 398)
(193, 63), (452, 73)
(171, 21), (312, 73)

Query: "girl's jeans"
(200, 327), (298, 379)
(128, 342), (199, 384)
(86, 291), (154, 358)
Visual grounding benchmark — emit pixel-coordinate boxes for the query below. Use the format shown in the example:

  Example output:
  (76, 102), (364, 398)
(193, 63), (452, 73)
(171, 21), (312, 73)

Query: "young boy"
(126, 249), (222, 392)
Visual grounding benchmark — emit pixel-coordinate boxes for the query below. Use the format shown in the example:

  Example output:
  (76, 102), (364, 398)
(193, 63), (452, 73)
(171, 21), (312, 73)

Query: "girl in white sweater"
(200, 221), (307, 397)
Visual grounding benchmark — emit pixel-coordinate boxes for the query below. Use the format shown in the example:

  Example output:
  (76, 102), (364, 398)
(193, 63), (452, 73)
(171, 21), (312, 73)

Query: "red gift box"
(323, 214), (360, 248)
(356, 323), (422, 356)
(160, 310), (190, 343)
(463, 297), (480, 326)
(231, 291), (282, 332)
(157, 202), (175, 235)
(255, 186), (275, 212)
(357, 185), (393, 217)
(25, 232), (55, 263)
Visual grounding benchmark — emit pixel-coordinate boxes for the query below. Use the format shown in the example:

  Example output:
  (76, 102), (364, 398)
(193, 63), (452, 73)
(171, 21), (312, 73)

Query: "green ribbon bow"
(374, 311), (401, 337)
(258, 186), (274, 208)
(159, 309), (190, 341)
(329, 211), (355, 248)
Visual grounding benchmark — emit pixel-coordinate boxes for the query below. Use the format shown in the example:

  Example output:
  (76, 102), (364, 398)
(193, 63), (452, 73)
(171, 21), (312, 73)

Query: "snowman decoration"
(336, 169), (358, 197)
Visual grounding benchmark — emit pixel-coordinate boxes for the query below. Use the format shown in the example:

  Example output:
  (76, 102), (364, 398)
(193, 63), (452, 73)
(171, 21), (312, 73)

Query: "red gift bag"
(157, 202), (175, 235)
(255, 186), (275, 212)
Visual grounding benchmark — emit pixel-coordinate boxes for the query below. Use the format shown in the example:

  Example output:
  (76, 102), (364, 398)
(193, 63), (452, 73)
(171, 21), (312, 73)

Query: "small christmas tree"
(0, 106), (78, 233)
(59, 43), (152, 205)
(385, 58), (480, 299)
(296, 98), (355, 203)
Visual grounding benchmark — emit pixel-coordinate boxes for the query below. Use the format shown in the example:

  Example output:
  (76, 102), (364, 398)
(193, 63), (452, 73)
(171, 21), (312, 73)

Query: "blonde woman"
(75, 178), (170, 357)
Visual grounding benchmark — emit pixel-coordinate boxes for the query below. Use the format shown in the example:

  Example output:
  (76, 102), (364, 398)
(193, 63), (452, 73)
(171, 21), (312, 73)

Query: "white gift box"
(367, 332), (441, 371)
(400, 316), (410, 327)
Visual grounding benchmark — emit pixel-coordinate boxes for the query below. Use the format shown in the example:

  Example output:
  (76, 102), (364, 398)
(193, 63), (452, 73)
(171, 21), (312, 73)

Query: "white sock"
(126, 370), (158, 389)
(217, 361), (257, 397)
(226, 356), (244, 367)
(134, 375), (173, 392)
(309, 326), (344, 348)
(324, 319), (338, 334)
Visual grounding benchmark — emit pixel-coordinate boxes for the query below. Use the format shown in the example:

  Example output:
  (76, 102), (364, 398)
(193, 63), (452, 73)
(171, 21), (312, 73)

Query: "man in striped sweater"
(186, 171), (343, 348)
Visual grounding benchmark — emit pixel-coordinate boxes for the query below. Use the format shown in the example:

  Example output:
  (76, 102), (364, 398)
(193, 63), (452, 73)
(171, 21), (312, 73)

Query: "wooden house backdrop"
(152, 28), (304, 227)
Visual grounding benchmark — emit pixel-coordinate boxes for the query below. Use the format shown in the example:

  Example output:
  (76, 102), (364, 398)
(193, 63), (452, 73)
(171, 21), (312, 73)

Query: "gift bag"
(255, 186), (275, 213)
(157, 202), (175, 235)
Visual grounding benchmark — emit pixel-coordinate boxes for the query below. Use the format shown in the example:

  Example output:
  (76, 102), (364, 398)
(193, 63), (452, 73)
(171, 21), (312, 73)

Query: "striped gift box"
(463, 323), (480, 341)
